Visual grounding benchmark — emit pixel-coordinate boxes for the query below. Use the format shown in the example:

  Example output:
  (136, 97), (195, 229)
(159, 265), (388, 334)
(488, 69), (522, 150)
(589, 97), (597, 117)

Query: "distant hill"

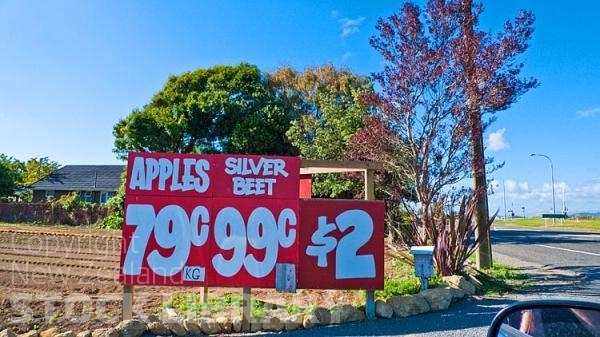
(572, 211), (600, 218)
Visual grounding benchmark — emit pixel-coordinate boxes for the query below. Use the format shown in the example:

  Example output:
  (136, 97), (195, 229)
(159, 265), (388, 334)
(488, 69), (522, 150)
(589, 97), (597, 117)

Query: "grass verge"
(495, 217), (600, 231)
(468, 262), (530, 295)
(375, 258), (445, 300)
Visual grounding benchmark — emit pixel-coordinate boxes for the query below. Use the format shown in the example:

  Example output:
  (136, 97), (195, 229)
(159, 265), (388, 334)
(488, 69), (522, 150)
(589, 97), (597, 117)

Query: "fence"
(0, 202), (110, 225)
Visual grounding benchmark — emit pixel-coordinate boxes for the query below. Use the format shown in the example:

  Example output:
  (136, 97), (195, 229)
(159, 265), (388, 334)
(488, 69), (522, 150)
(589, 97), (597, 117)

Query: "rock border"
(1, 276), (475, 337)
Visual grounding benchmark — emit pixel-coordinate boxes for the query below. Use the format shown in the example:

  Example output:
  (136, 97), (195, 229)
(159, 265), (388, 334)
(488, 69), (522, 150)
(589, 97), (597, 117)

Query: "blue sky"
(1, 1), (599, 215)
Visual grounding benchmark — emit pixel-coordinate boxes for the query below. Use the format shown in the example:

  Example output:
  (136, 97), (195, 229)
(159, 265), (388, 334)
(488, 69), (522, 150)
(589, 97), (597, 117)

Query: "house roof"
(29, 165), (125, 191)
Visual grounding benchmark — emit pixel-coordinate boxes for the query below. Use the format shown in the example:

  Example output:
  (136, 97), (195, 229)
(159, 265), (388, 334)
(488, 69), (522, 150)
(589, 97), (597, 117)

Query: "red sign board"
(125, 153), (299, 199)
(298, 199), (384, 290)
(120, 152), (383, 290)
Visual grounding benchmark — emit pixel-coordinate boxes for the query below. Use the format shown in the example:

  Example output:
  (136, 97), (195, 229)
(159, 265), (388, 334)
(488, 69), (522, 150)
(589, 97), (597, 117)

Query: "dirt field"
(0, 223), (363, 333)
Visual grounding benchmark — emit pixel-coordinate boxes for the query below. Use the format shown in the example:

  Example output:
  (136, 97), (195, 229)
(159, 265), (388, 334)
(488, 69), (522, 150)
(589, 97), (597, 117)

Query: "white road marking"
(565, 234), (600, 239)
(536, 244), (600, 257)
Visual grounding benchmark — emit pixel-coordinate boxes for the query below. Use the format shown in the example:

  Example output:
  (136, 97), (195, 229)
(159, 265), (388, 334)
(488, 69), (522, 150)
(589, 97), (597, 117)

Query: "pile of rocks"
(0, 276), (476, 337)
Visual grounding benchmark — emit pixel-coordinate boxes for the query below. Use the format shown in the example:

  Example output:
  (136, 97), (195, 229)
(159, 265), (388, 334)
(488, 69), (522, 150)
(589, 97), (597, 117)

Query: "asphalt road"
(246, 227), (600, 337)
(491, 226), (600, 299)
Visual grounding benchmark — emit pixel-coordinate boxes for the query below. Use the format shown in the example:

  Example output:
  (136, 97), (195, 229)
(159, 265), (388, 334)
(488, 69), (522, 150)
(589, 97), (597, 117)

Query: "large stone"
(421, 287), (453, 311)
(182, 318), (201, 336)
(117, 319), (146, 337)
(375, 300), (394, 319)
(199, 317), (222, 335)
(145, 314), (160, 323)
(231, 316), (243, 333)
(1, 329), (17, 337)
(312, 307), (331, 326)
(443, 275), (477, 295)
(331, 305), (365, 323)
(54, 332), (73, 337)
(387, 294), (430, 317)
(90, 329), (106, 337)
(448, 287), (466, 300)
(283, 313), (304, 331)
(19, 331), (39, 337)
(92, 329), (118, 337)
(75, 331), (90, 337)
(147, 322), (170, 336)
(216, 316), (232, 333)
(161, 308), (180, 323)
(249, 321), (262, 333)
(40, 328), (59, 337)
(302, 313), (317, 329)
(164, 321), (187, 337)
(262, 316), (284, 332)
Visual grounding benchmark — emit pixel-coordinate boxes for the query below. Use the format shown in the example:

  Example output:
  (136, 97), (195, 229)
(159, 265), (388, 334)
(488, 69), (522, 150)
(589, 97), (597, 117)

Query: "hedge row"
(0, 202), (109, 225)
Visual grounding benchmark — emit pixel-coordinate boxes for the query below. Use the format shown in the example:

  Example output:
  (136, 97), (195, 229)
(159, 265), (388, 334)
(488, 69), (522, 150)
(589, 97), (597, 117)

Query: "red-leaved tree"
(351, 0), (538, 258)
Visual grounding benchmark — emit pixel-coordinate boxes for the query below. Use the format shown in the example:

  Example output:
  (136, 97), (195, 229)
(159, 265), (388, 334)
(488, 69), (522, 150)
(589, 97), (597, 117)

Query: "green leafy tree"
(20, 157), (60, 186)
(270, 65), (373, 198)
(0, 155), (60, 201)
(113, 63), (297, 158)
(18, 157), (60, 201)
(0, 164), (14, 200)
(0, 154), (24, 200)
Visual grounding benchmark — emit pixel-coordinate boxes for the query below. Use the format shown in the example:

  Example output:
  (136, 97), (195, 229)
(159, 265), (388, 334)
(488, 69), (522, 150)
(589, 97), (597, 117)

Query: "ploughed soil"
(0, 223), (365, 333)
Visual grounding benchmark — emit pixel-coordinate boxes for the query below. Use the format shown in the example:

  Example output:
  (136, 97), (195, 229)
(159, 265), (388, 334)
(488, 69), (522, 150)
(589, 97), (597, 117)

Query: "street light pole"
(503, 181), (507, 221)
(530, 153), (556, 224)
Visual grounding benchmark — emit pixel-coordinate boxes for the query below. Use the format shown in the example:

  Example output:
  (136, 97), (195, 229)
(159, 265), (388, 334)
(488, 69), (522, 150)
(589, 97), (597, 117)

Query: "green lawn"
(494, 217), (600, 231)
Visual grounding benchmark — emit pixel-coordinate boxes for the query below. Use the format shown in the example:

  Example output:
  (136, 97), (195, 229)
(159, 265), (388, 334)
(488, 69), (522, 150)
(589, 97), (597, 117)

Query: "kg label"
(183, 266), (206, 281)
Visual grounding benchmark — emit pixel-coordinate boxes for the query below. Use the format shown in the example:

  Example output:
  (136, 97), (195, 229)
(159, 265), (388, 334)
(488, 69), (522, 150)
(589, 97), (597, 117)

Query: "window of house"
(83, 191), (93, 203)
(100, 192), (114, 204)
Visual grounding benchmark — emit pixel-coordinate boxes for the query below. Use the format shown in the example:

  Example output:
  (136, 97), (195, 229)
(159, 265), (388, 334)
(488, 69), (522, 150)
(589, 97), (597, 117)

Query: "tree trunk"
(472, 130), (492, 268)
(461, 0), (492, 269)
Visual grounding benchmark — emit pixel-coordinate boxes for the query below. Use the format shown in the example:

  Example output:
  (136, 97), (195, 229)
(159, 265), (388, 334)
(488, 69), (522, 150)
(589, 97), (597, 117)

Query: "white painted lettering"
(128, 156), (210, 193)
(170, 158), (183, 191)
(224, 157), (239, 175)
(195, 160), (210, 193)
(145, 158), (160, 190)
(231, 177), (276, 195)
(158, 158), (173, 191)
(129, 157), (146, 190)
(182, 158), (197, 192)
(223, 157), (288, 177)
(273, 159), (288, 177)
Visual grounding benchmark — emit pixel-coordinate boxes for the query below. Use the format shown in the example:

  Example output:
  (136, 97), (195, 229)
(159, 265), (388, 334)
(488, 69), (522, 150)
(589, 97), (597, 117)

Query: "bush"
(45, 192), (108, 226)
(99, 184), (125, 229)
(434, 194), (496, 276)
(389, 191), (497, 277)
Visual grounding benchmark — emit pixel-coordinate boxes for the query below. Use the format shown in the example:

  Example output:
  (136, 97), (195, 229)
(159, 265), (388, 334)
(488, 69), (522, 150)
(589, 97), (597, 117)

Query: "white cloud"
(555, 181), (568, 192)
(518, 181), (529, 191)
(342, 52), (352, 62)
(487, 128), (509, 151)
(494, 179), (529, 194)
(504, 179), (517, 192)
(574, 183), (600, 196)
(339, 17), (364, 37)
(576, 107), (600, 118)
(489, 178), (600, 216)
(331, 10), (340, 18)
